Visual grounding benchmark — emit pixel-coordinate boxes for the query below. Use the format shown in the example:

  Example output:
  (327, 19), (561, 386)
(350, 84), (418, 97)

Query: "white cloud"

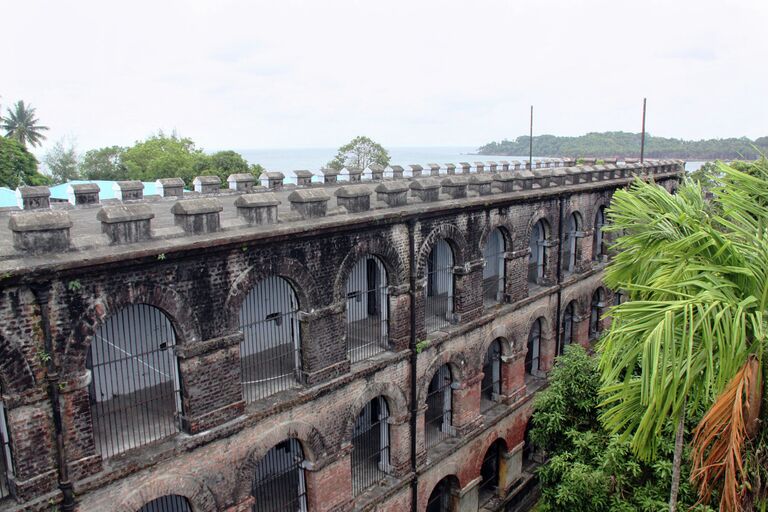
(4, 0), (767, 155)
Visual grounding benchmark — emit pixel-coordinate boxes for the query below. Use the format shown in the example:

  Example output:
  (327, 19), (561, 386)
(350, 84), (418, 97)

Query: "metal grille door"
(563, 214), (580, 274)
(0, 398), (11, 500)
(351, 396), (390, 495)
(482, 229), (506, 307)
(240, 276), (302, 402)
(426, 477), (453, 512)
(425, 365), (452, 449)
(528, 221), (546, 284)
(525, 319), (541, 375)
(481, 340), (501, 412)
(590, 289), (605, 340)
(251, 439), (307, 512)
(138, 495), (193, 512)
(88, 304), (181, 458)
(594, 207), (606, 260)
(478, 441), (502, 503)
(346, 256), (389, 363)
(425, 240), (453, 333)
(561, 302), (575, 353)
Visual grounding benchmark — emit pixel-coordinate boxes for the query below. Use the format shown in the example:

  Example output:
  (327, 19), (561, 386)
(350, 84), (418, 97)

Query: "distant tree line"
(478, 131), (768, 160)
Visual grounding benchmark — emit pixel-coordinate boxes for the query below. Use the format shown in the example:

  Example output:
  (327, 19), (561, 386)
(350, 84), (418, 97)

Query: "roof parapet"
(375, 181), (409, 207)
(9, 210), (72, 253)
(441, 176), (469, 199)
(235, 192), (280, 225)
(67, 183), (100, 206)
(16, 186), (51, 210)
(469, 174), (493, 195)
(97, 203), (154, 244)
(156, 178), (185, 198)
(113, 181), (144, 201)
(193, 176), (221, 194)
(227, 173), (257, 192)
(171, 197), (223, 234)
(288, 189), (330, 219)
(410, 178), (440, 202)
(335, 185), (372, 213)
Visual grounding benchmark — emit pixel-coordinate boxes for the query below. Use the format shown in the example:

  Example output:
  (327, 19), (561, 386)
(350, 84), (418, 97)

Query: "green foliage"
(44, 139), (80, 183)
(200, 150), (263, 184)
(532, 346), (714, 512)
(327, 135), (390, 171)
(121, 132), (207, 186)
(478, 131), (768, 160)
(79, 146), (127, 180)
(0, 136), (50, 188)
(415, 339), (430, 354)
(1, 100), (49, 148)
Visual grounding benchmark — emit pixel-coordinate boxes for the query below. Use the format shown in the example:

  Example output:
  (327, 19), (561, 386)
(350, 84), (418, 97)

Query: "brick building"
(0, 159), (683, 511)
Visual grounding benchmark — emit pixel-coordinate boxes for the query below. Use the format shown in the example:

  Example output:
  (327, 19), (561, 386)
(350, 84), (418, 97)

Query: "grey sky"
(4, 0), (767, 154)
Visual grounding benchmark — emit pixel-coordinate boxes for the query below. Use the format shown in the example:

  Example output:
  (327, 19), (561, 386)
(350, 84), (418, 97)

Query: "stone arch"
(62, 281), (200, 375)
(477, 220), (514, 256)
(224, 257), (320, 332)
(472, 435), (510, 477)
(341, 381), (409, 443)
(115, 473), (217, 512)
(415, 224), (470, 280)
(332, 237), (408, 303)
(525, 306), (555, 342)
(417, 350), (467, 406)
(477, 325), (515, 367)
(560, 289), (588, 320)
(523, 208), (555, 247)
(234, 420), (327, 502)
(423, 469), (464, 501)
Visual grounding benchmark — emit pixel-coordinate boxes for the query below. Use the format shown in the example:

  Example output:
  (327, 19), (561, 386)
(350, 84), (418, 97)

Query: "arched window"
(137, 495), (193, 512)
(346, 256), (389, 363)
(425, 365), (453, 449)
(425, 240), (454, 333)
(528, 220), (548, 284)
(351, 396), (390, 495)
(590, 289), (606, 340)
(561, 301), (576, 353)
(593, 206), (606, 261)
(525, 319), (542, 376)
(562, 212), (583, 274)
(482, 228), (506, 306)
(426, 475), (458, 512)
(0, 386), (12, 500)
(479, 439), (507, 504)
(239, 276), (302, 402)
(481, 340), (502, 412)
(87, 304), (182, 457)
(251, 439), (307, 512)
(613, 289), (625, 306)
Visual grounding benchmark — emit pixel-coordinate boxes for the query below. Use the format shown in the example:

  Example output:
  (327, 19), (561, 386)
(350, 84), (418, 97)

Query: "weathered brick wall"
(0, 175), (681, 511)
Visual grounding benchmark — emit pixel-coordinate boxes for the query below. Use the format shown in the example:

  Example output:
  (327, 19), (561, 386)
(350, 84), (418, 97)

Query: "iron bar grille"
(426, 477), (453, 512)
(351, 396), (390, 495)
(480, 340), (502, 412)
(594, 207), (606, 260)
(525, 319), (541, 375)
(478, 441), (502, 504)
(251, 439), (307, 512)
(0, 398), (11, 500)
(528, 221), (546, 284)
(482, 229), (506, 308)
(589, 289), (604, 340)
(346, 256), (389, 363)
(137, 495), (193, 512)
(561, 302), (575, 353)
(562, 214), (579, 274)
(425, 365), (452, 449)
(87, 304), (181, 458)
(425, 240), (453, 333)
(240, 276), (302, 402)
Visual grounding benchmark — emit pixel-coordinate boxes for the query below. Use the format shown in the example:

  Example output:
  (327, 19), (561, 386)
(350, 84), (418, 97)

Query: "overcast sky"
(4, 0), (767, 154)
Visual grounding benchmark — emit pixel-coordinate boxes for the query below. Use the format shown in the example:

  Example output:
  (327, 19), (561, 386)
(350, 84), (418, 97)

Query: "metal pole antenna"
(529, 105), (534, 170)
(640, 98), (647, 163)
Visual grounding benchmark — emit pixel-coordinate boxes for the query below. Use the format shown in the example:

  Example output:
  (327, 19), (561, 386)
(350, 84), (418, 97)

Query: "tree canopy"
(43, 139), (80, 184)
(1, 100), (49, 148)
(327, 135), (390, 171)
(79, 146), (127, 181)
(478, 132), (768, 160)
(0, 136), (50, 188)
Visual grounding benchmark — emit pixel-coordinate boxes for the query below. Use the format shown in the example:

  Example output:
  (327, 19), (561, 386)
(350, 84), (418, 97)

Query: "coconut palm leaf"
(1, 100), (49, 147)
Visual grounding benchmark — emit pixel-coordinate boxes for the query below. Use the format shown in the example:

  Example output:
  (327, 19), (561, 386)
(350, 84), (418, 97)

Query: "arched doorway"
(480, 339), (502, 412)
(87, 304), (182, 457)
(346, 256), (389, 363)
(525, 318), (542, 376)
(137, 495), (193, 512)
(593, 206), (606, 261)
(561, 301), (576, 353)
(528, 220), (548, 285)
(562, 212), (583, 274)
(351, 396), (391, 495)
(479, 439), (507, 505)
(482, 228), (506, 307)
(426, 475), (459, 512)
(590, 289), (606, 340)
(251, 439), (308, 512)
(425, 365), (453, 449)
(239, 276), (302, 402)
(425, 240), (454, 333)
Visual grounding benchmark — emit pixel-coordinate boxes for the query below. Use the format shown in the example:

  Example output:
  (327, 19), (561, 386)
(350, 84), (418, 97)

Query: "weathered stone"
(469, 174), (493, 195)
(9, 210), (71, 252)
(193, 176), (221, 194)
(260, 172), (285, 190)
(441, 176), (468, 199)
(492, 171), (516, 192)
(67, 183), (100, 206)
(459, 162), (471, 174)
(294, 170), (314, 186)
(113, 181), (144, 201)
(321, 168), (339, 184)
(409, 178), (440, 202)
(409, 164), (424, 177)
(389, 165), (404, 179)
(375, 181), (410, 207)
(335, 185), (371, 213)
(171, 197), (223, 233)
(227, 173), (256, 192)
(16, 186), (51, 210)
(428, 163), (441, 176)
(97, 204), (154, 244)
(288, 189), (330, 218)
(445, 163), (457, 175)
(156, 178), (185, 198)
(474, 161), (485, 173)
(234, 192), (280, 225)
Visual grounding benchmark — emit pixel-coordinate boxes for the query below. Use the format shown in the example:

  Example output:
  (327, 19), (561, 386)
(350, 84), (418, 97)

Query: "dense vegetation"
(327, 135), (390, 171)
(531, 345), (712, 512)
(0, 136), (50, 188)
(478, 132), (768, 160)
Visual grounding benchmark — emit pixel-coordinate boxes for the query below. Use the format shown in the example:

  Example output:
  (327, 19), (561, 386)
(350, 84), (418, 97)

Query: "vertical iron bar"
(640, 97), (647, 163)
(529, 105), (534, 170)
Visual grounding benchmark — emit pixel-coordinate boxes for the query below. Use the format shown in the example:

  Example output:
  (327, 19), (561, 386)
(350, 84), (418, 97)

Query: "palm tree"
(1, 100), (49, 147)
(598, 162), (768, 511)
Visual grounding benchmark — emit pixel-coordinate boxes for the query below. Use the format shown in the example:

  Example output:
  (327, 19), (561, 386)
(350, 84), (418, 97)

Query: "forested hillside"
(478, 131), (768, 159)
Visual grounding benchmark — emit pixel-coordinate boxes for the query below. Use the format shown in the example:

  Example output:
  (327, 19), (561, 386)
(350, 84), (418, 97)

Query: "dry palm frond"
(691, 355), (763, 511)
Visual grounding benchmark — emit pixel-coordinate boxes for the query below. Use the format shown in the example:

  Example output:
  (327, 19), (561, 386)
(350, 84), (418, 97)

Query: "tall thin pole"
(529, 105), (534, 170)
(640, 98), (647, 163)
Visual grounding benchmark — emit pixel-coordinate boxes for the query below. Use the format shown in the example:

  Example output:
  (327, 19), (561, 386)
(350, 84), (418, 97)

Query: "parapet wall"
(0, 158), (683, 271)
